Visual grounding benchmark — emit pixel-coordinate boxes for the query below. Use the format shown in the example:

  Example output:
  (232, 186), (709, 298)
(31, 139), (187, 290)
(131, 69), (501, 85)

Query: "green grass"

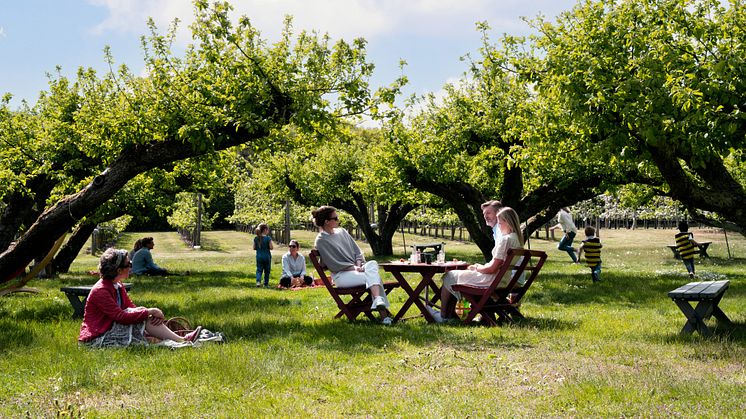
(1, 228), (744, 417)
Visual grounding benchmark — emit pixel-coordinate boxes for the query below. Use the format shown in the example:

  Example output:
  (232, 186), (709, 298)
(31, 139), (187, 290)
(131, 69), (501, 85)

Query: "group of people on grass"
(253, 222), (313, 289)
(78, 201), (700, 346)
(549, 207), (700, 281)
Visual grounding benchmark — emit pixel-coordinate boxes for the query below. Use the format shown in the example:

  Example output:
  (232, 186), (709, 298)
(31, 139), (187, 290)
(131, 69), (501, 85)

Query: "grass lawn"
(1, 227), (744, 417)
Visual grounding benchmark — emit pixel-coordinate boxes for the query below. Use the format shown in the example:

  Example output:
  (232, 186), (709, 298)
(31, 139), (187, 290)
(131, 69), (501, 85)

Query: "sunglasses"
(120, 261), (132, 269)
(289, 245), (297, 248)
(328, 216), (339, 221)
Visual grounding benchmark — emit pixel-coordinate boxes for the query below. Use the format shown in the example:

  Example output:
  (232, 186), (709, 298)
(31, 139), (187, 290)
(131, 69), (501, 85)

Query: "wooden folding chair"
(309, 249), (399, 322)
(452, 248), (547, 326)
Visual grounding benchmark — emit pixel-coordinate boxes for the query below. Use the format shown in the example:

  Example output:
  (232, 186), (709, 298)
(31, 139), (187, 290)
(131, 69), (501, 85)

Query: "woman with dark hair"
(280, 240), (313, 288)
(131, 237), (170, 276)
(78, 248), (201, 348)
(312, 206), (393, 325)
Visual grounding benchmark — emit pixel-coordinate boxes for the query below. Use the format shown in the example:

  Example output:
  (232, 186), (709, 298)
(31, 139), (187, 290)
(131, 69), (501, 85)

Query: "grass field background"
(0, 227), (743, 417)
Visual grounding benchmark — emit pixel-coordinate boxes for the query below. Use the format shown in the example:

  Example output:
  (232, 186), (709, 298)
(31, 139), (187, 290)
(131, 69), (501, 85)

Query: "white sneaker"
(371, 296), (386, 310)
(382, 316), (393, 326)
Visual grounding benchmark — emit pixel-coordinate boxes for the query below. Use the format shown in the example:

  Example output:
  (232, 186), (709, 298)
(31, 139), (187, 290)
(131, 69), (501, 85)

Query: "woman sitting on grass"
(312, 206), (393, 325)
(78, 248), (201, 348)
(436, 206), (525, 323)
(279, 240), (313, 288)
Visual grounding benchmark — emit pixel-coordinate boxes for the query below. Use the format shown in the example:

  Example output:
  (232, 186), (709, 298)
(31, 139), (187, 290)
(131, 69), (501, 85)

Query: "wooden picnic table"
(60, 283), (132, 318)
(381, 261), (468, 323)
(666, 241), (712, 259)
(667, 280), (732, 336)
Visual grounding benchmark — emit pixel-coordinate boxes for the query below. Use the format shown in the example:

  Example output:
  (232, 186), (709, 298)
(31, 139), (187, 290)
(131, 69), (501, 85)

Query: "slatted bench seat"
(667, 280), (732, 336)
(60, 283), (132, 318)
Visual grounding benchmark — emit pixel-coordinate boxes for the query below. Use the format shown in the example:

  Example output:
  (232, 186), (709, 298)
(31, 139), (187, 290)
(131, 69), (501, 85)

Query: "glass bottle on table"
(437, 248), (445, 264)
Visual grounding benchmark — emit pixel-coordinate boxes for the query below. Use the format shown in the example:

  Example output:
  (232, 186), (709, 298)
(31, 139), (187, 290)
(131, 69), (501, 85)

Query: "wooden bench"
(60, 283), (132, 318)
(666, 241), (712, 259)
(668, 280), (732, 336)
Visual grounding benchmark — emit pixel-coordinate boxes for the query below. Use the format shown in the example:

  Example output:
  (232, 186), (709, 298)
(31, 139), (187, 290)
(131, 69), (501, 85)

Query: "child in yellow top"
(577, 226), (602, 282)
(675, 221), (698, 278)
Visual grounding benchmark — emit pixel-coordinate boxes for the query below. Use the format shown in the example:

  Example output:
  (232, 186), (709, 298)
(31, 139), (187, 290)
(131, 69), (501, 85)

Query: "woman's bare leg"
(145, 320), (184, 341)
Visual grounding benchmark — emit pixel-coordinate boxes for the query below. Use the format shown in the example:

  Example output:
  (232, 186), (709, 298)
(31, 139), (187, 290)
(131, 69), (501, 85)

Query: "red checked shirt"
(78, 278), (149, 342)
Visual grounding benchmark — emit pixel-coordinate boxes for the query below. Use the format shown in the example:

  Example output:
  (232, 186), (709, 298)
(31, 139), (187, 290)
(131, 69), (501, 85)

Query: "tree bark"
(51, 222), (98, 274)
(647, 144), (746, 234)
(283, 176), (415, 256)
(403, 167), (494, 260)
(0, 175), (55, 253)
(404, 164), (609, 258)
(0, 123), (266, 279)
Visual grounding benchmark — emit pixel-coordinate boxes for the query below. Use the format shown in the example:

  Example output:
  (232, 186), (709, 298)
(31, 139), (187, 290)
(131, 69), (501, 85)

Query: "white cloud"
(0, 26), (6, 38)
(86, 0), (570, 45)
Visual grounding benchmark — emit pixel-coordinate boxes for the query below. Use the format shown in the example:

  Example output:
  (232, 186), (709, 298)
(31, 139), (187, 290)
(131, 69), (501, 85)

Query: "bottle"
(410, 248), (417, 264)
(415, 249), (421, 264)
(437, 248), (445, 264)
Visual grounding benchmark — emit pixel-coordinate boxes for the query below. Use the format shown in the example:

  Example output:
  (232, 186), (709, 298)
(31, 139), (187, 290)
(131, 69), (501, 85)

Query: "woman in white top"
(549, 207), (578, 263)
(312, 206), (393, 325)
(438, 207), (525, 322)
(280, 240), (313, 288)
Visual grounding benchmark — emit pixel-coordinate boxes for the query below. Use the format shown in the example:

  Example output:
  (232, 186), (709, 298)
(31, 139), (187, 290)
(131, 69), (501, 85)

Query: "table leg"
(390, 271), (420, 322)
(674, 299), (715, 336)
(699, 244), (710, 258)
(709, 294), (732, 325)
(65, 293), (86, 319)
(409, 273), (439, 323)
(391, 272), (439, 323)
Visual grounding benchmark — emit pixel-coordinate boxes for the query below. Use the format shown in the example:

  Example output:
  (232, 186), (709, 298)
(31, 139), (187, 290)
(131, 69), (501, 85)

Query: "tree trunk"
(51, 222), (98, 274)
(0, 175), (55, 253)
(647, 144), (746, 234)
(0, 124), (266, 280)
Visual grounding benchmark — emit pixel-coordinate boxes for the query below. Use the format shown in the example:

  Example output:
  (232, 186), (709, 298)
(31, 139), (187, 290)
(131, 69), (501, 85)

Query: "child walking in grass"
(675, 221), (698, 278)
(253, 223), (274, 287)
(577, 226), (602, 282)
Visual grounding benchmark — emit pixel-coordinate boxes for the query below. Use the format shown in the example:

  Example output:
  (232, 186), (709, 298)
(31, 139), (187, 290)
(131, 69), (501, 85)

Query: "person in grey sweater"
(312, 206), (393, 325)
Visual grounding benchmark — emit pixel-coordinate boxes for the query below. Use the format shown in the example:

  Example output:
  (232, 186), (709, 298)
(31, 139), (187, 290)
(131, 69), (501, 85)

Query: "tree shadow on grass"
(530, 271), (746, 308)
(58, 271), (256, 292)
(659, 320), (746, 346)
(0, 319), (35, 352)
(193, 236), (230, 252)
(173, 292), (579, 353)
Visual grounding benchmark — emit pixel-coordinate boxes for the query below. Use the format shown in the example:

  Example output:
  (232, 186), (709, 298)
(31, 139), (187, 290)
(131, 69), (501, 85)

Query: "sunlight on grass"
(0, 228), (743, 416)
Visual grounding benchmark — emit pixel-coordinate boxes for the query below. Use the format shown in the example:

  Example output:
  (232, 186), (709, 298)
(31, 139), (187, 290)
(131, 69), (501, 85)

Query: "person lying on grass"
(78, 248), (202, 348)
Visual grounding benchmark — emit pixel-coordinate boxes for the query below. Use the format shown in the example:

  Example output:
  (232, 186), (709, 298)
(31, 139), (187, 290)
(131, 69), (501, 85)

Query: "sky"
(0, 0), (579, 109)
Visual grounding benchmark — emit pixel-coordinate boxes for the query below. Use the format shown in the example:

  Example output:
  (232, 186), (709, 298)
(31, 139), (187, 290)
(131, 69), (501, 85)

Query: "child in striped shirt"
(675, 221), (699, 278)
(578, 226), (602, 282)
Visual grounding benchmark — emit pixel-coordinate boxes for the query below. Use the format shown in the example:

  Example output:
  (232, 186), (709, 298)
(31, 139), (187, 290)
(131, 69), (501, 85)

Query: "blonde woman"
(437, 207), (524, 322)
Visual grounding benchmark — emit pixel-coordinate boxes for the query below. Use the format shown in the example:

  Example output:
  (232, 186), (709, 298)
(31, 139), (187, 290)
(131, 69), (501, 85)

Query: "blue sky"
(0, 0), (579, 108)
